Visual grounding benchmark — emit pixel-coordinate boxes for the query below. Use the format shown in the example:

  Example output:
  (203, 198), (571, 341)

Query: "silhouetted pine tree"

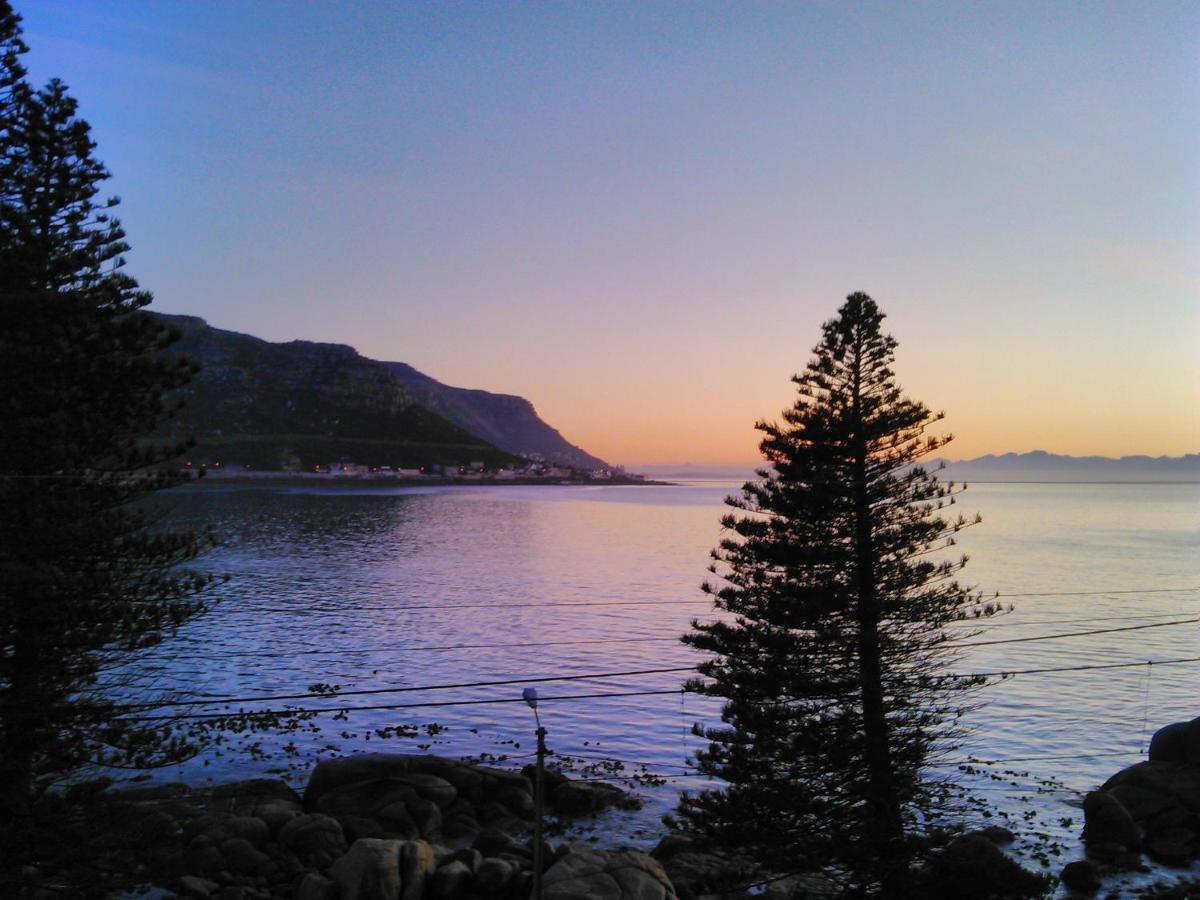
(0, 0), (210, 846)
(677, 292), (997, 896)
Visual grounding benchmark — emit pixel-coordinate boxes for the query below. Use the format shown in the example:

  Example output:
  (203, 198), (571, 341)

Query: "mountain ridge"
(383, 361), (606, 470)
(154, 314), (606, 470)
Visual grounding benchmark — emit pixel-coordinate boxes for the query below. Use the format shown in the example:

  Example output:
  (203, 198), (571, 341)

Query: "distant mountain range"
(154, 314), (606, 471)
(639, 452), (1200, 483)
(937, 451), (1200, 483)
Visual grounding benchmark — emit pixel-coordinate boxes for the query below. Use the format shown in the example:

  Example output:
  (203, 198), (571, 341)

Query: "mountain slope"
(384, 361), (607, 470)
(156, 314), (513, 470)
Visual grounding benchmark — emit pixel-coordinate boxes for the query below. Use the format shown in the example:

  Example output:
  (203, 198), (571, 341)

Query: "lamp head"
(522, 687), (539, 710)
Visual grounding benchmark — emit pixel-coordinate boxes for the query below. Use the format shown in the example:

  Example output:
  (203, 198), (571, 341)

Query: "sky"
(17, 1), (1200, 466)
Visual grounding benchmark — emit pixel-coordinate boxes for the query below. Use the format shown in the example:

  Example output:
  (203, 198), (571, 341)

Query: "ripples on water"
(131, 480), (1197, 878)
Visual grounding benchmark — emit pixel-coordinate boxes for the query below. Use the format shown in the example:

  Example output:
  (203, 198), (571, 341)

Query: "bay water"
(129, 478), (1198, 883)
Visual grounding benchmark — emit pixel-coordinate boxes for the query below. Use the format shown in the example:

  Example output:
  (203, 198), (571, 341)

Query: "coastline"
(181, 471), (675, 488)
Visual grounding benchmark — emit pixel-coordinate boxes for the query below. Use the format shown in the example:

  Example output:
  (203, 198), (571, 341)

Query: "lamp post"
(523, 687), (546, 900)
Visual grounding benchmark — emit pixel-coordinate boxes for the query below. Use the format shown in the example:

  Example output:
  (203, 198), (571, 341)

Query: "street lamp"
(523, 687), (547, 900)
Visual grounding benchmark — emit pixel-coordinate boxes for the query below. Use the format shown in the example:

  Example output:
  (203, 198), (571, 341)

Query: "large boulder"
(279, 813), (347, 869)
(329, 838), (404, 900)
(658, 850), (754, 900)
(430, 860), (473, 897)
(399, 840), (438, 900)
(544, 845), (676, 900)
(305, 754), (466, 809)
(1148, 717), (1200, 766)
(551, 780), (631, 816)
(1089, 731), (1200, 868)
(917, 834), (1053, 899)
(476, 856), (516, 894)
(1082, 791), (1142, 850)
(1059, 859), (1101, 894)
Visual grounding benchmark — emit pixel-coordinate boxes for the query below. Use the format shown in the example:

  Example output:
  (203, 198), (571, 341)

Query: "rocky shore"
(19, 753), (786, 900)
(1065, 715), (1200, 897)
(15, 716), (1200, 899)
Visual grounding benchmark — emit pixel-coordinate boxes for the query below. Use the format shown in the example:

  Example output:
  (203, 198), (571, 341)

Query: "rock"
(183, 835), (227, 879)
(649, 834), (694, 862)
(1103, 761), (1200, 814)
(329, 838), (404, 900)
(430, 860), (473, 897)
(660, 851), (751, 900)
(253, 799), (302, 836)
(443, 812), (482, 846)
(920, 834), (1052, 900)
(478, 800), (520, 825)
(552, 781), (628, 816)
(305, 753), (468, 808)
(543, 846), (676, 900)
(475, 826), (531, 859)
(1092, 751), (1200, 866)
(397, 773), (458, 810)
(205, 816), (270, 848)
(220, 837), (273, 877)
(476, 765), (533, 797)
(971, 825), (1016, 845)
(129, 807), (183, 843)
(400, 840), (438, 900)
(278, 814), (347, 869)
(294, 872), (338, 900)
(761, 872), (838, 899)
(317, 778), (419, 819)
(407, 796), (443, 839)
(217, 886), (246, 900)
(114, 782), (191, 804)
(1148, 717), (1200, 766)
(438, 765), (486, 803)
(1083, 791), (1142, 849)
(1059, 859), (1101, 893)
(210, 778), (302, 807)
(376, 800), (421, 839)
(476, 856), (515, 894)
(450, 847), (483, 873)
(522, 763), (571, 791)
(490, 784), (536, 817)
(338, 814), (387, 843)
(1145, 828), (1198, 866)
(1106, 784), (1188, 829)
(178, 875), (221, 899)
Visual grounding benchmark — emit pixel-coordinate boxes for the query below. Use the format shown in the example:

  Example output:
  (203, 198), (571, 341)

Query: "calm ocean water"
(128, 478), (1198, 881)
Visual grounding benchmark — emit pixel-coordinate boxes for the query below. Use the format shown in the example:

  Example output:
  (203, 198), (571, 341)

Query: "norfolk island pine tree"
(0, 0), (212, 879)
(674, 293), (1017, 897)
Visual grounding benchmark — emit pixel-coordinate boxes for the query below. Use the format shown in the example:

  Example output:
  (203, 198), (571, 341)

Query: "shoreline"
(181, 472), (674, 488)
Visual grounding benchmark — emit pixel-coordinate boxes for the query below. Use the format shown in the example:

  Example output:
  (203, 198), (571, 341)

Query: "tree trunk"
(850, 338), (905, 896)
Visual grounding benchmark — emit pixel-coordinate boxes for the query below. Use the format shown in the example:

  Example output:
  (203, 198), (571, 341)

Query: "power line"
(109, 655), (1200, 721)
(130, 609), (1199, 662)
(131, 614), (1200, 662)
(955, 611), (1192, 630)
(120, 687), (687, 723)
(991, 587), (1197, 598)
(113, 665), (698, 711)
(205, 585), (1198, 616)
(124, 619), (1200, 686)
(148, 634), (688, 660)
(965, 656), (1200, 678)
(954, 617), (1198, 648)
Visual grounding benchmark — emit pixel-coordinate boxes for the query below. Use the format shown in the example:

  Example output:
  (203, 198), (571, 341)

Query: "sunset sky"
(19, 2), (1199, 466)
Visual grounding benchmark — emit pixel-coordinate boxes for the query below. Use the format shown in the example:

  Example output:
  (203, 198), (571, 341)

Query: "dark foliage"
(677, 293), (1004, 896)
(0, 0), (211, 869)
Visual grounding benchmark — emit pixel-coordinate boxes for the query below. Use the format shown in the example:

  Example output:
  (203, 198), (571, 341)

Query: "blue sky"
(18, 1), (1199, 464)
